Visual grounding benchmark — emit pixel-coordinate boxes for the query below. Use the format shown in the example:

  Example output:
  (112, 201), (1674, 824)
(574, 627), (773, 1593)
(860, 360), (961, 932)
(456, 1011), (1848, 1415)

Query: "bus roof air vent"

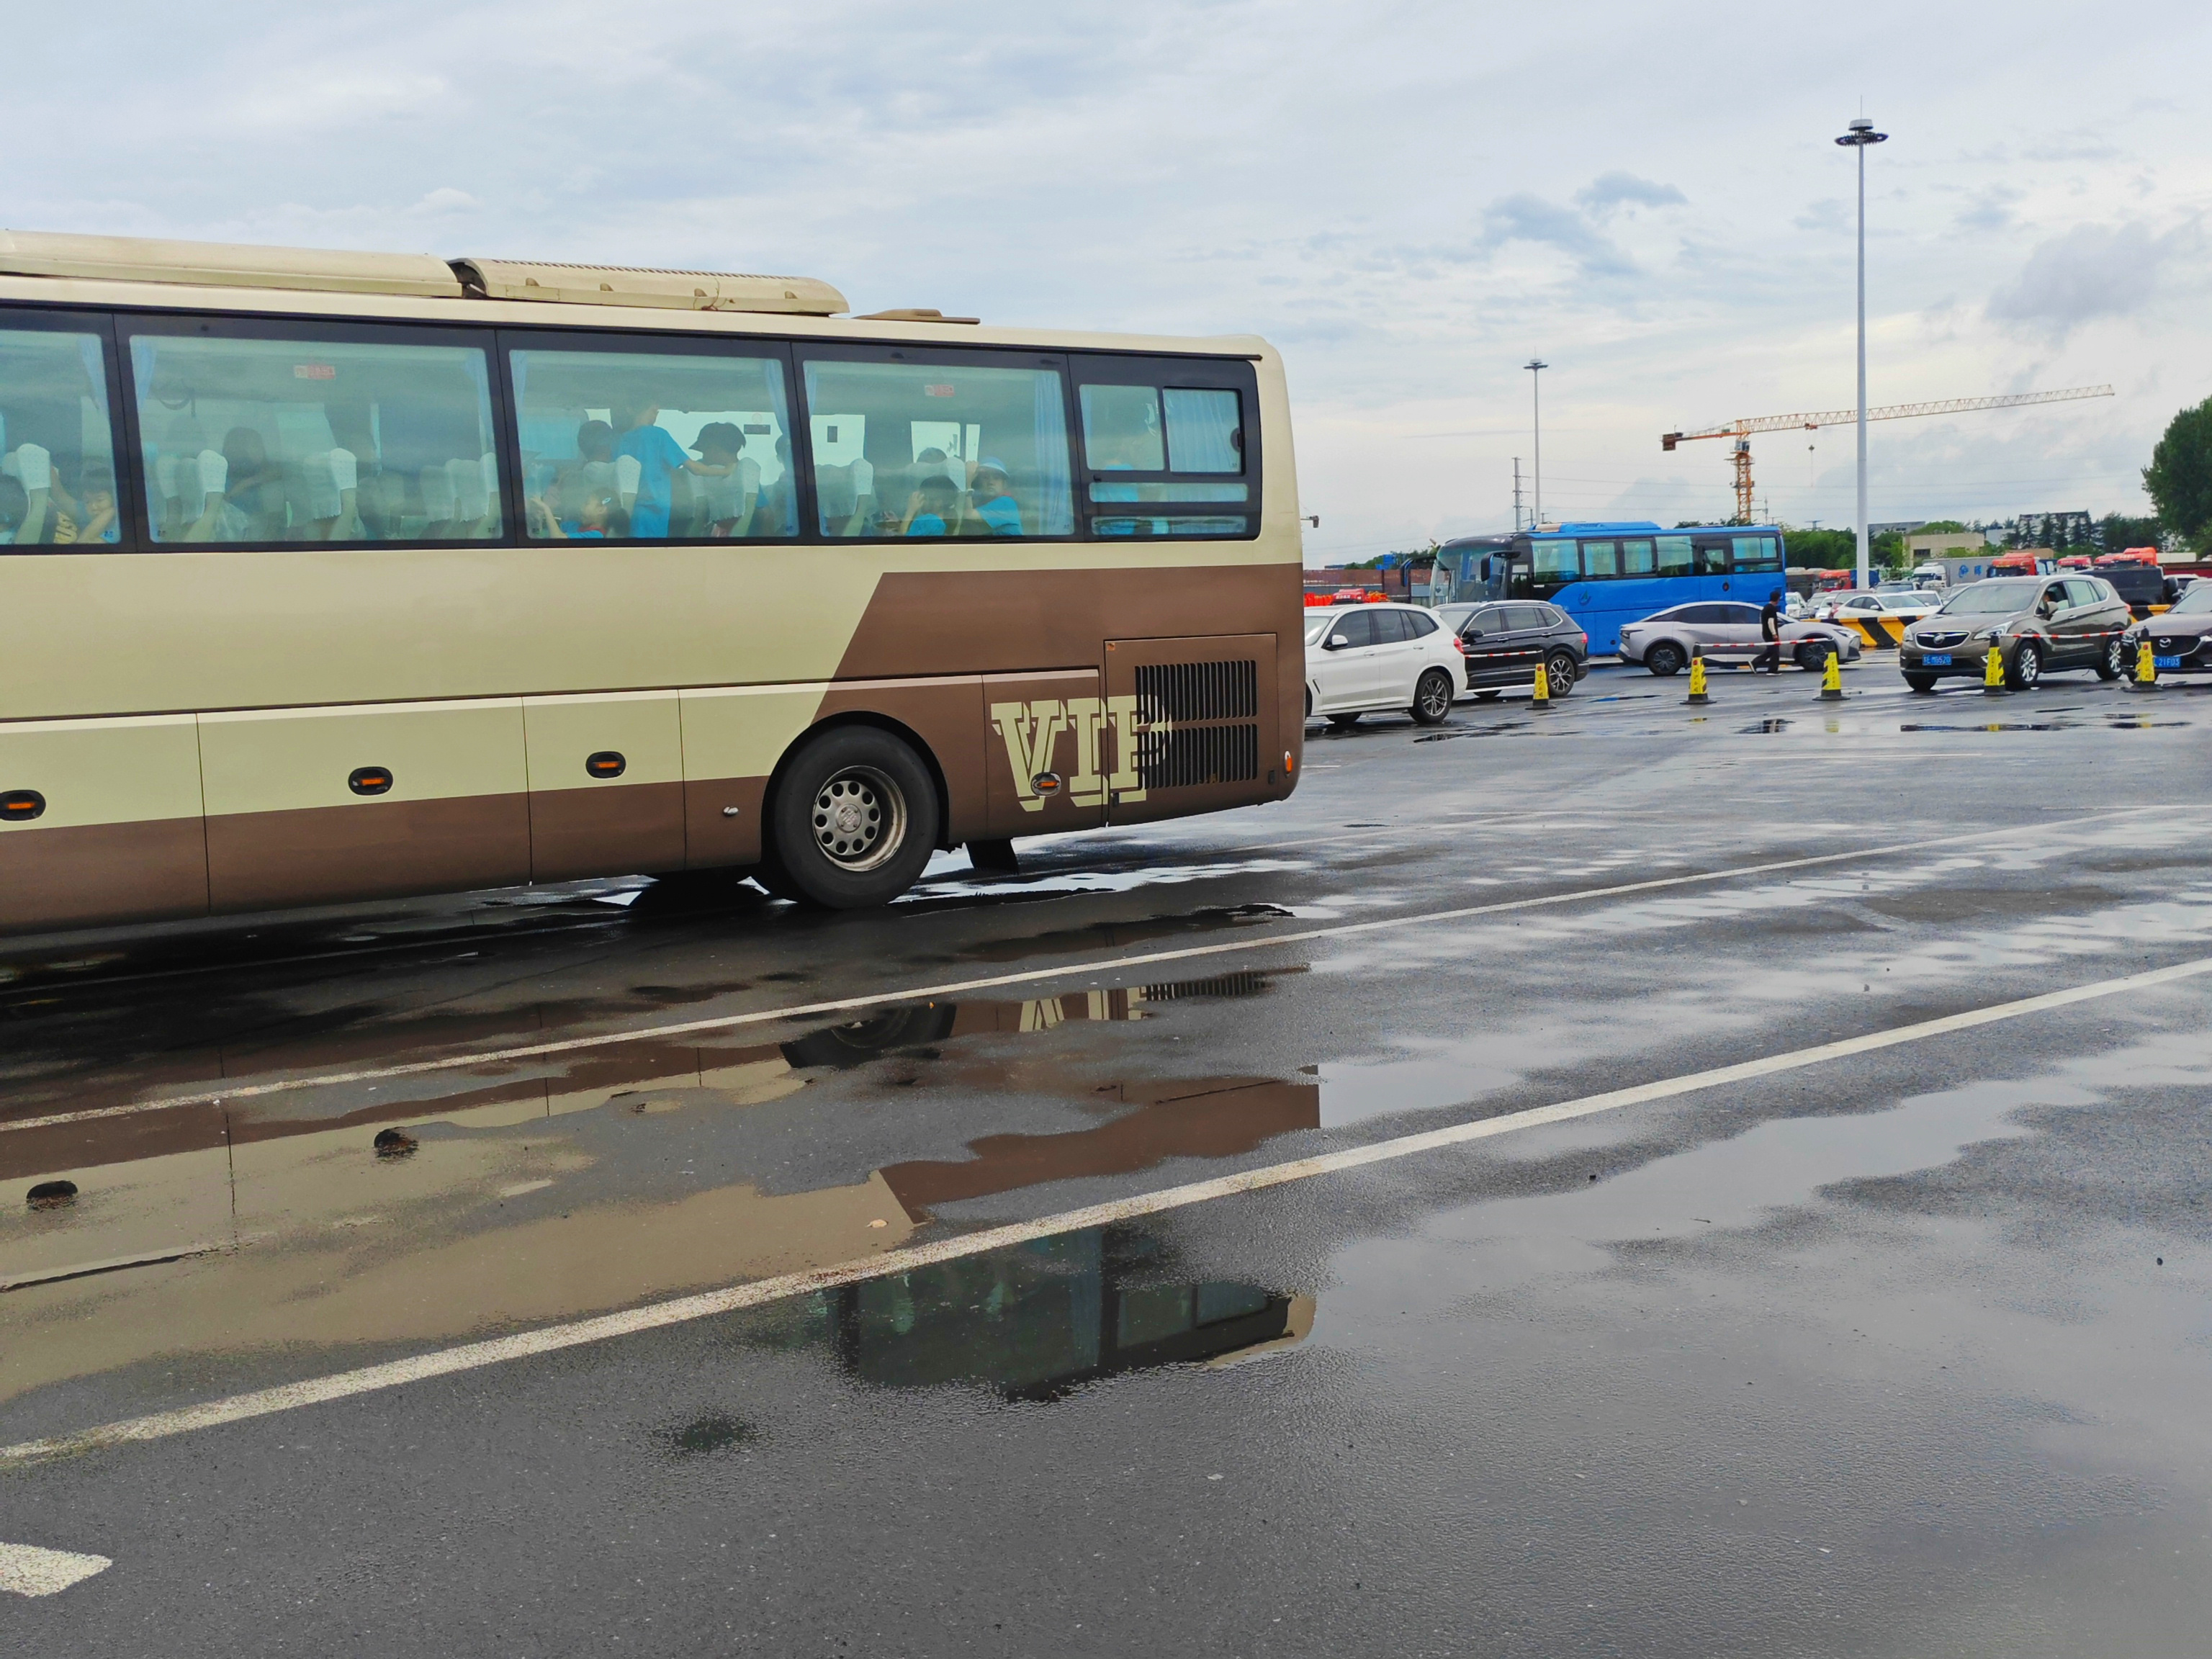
(449, 258), (848, 316)
(0, 230), (467, 298)
(856, 307), (981, 325)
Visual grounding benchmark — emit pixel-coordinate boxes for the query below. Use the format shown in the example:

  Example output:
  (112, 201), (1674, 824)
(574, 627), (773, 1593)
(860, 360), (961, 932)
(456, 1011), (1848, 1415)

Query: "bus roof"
(1443, 523), (1781, 550)
(0, 229), (849, 315)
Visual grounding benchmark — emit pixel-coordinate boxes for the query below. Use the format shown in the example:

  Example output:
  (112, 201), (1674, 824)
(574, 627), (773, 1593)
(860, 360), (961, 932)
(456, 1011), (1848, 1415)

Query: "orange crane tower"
(1662, 385), (2114, 523)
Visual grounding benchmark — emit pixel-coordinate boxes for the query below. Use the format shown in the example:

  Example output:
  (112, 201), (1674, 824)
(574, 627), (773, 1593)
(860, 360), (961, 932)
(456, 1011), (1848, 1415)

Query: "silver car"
(1617, 602), (1861, 676)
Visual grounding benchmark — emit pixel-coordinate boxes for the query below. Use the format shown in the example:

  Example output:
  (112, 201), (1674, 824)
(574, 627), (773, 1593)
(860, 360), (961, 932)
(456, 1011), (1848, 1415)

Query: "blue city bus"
(1434, 522), (1787, 656)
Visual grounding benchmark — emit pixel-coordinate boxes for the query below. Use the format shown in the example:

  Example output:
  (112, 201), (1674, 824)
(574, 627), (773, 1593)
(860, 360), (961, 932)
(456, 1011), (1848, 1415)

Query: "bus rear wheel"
(765, 726), (941, 909)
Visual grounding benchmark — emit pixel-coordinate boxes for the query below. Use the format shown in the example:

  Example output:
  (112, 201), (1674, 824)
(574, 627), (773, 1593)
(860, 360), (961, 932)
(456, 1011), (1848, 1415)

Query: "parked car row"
(1303, 601), (1588, 729)
(1303, 569), (2202, 734)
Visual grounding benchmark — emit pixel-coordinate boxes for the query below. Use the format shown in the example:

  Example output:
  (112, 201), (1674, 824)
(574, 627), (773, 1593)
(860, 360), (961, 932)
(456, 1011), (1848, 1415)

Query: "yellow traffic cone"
(2134, 638), (2159, 692)
(1819, 646), (1844, 701)
(1686, 647), (1709, 705)
(1531, 656), (1552, 710)
(1983, 638), (2008, 696)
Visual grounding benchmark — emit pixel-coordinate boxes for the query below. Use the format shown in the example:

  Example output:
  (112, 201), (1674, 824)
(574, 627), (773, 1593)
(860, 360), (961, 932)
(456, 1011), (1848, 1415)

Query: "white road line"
(0, 807), (2163, 1136)
(7, 950), (2207, 1470)
(0, 1542), (112, 1597)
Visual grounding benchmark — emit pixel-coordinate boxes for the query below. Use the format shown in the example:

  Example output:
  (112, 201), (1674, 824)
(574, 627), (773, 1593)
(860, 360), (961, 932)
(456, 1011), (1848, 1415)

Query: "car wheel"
(1411, 668), (1455, 726)
(2005, 639), (2044, 691)
(1326, 713), (1360, 731)
(1645, 642), (1686, 678)
(1543, 651), (1578, 697)
(1904, 673), (1938, 693)
(765, 725), (940, 909)
(1794, 642), (1833, 673)
(2096, 637), (2125, 681)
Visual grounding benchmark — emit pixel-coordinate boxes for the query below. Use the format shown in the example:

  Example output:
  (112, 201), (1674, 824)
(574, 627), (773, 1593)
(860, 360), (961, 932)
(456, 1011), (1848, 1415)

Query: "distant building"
(1905, 531), (1987, 563)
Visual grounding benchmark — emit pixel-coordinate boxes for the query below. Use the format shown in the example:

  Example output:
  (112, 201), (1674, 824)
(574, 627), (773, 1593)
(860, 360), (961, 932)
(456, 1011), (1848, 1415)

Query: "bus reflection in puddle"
(1, 974), (1317, 1407)
(744, 1225), (1310, 1406)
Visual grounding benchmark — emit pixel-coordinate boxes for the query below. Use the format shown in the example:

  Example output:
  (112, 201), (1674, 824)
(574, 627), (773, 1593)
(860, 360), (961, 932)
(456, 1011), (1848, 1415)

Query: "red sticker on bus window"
(294, 364), (336, 379)
(924, 384), (954, 397)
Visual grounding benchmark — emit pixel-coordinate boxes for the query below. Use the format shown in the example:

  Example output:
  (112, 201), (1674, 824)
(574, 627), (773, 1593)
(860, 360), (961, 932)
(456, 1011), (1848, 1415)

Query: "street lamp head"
(1835, 116), (1887, 147)
(1524, 359), (1547, 372)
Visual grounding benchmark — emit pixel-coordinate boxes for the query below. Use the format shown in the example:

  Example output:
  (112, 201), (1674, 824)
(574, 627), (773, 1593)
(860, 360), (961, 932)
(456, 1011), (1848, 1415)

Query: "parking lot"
(5, 660), (2211, 1655)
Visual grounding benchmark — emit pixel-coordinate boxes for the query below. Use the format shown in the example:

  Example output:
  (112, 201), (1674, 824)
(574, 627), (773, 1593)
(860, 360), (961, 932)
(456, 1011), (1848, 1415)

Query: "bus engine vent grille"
(1133, 659), (1257, 724)
(1138, 722), (1260, 791)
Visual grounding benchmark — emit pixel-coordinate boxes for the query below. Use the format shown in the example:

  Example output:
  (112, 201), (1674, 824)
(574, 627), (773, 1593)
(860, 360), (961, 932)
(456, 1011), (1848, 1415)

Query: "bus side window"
(1656, 535), (1694, 577)
(1693, 537), (1731, 575)
(1732, 534), (1781, 572)
(1581, 539), (1619, 579)
(127, 323), (504, 547)
(1075, 363), (1257, 539)
(803, 353), (1074, 539)
(508, 342), (795, 543)
(1531, 540), (1579, 585)
(1619, 539), (1655, 576)
(0, 316), (125, 550)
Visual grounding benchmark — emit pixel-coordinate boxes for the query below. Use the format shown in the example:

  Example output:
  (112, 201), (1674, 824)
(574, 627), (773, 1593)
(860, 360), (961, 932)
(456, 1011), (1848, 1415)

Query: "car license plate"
(2156, 655), (2182, 669)
(1921, 653), (1952, 666)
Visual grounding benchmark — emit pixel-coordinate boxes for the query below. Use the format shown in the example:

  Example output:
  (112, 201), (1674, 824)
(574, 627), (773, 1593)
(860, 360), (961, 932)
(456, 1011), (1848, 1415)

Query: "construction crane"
(1661, 385), (2115, 524)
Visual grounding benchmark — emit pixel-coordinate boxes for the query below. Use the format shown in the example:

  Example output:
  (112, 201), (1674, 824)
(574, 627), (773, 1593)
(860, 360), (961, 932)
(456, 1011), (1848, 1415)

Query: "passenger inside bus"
(969, 459), (1021, 535)
(902, 473), (963, 536)
(687, 421), (757, 536)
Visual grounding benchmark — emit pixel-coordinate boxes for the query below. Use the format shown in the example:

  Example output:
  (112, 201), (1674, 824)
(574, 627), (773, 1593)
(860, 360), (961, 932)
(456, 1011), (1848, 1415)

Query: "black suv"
(1439, 601), (1590, 699)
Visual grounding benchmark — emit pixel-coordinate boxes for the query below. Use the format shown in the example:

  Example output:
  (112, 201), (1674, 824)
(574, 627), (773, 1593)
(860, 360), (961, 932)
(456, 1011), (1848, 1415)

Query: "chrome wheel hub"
(811, 768), (905, 871)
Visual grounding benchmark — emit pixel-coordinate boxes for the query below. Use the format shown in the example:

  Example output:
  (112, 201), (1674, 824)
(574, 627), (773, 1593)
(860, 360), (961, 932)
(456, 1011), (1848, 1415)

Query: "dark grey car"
(1439, 601), (1589, 698)
(1899, 575), (2131, 691)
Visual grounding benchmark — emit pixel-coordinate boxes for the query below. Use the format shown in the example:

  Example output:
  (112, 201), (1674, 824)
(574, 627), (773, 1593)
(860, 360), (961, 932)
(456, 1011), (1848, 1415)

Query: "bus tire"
(765, 726), (941, 909)
(1645, 642), (1686, 678)
(1411, 669), (1455, 726)
(1542, 651), (1579, 696)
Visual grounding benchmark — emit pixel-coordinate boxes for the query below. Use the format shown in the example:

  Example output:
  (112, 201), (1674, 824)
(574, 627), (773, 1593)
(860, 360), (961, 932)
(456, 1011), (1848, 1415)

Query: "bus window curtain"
(77, 336), (109, 418)
(1035, 372), (1072, 534)
(1162, 388), (1241, 473)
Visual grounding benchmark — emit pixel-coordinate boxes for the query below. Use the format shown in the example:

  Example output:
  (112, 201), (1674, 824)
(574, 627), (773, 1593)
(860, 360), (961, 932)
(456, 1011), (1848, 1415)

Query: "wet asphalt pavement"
(4, 662), (2211, 1655)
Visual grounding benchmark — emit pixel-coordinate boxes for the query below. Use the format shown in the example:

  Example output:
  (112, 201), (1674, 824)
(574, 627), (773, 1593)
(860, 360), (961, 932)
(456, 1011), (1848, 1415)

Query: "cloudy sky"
(12, 0), (2208, 559)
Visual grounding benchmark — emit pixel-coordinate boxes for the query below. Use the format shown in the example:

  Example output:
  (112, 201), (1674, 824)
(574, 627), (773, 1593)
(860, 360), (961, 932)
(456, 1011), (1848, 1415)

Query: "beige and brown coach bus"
(0, 232), (1303, 933)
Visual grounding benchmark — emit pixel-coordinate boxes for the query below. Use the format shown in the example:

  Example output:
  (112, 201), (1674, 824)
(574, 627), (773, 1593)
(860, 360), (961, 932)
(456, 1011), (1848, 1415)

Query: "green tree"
(2144, 398), (2212, 549)
(1780, 526), (1856, 569)
(2100, 512), (2162, 552)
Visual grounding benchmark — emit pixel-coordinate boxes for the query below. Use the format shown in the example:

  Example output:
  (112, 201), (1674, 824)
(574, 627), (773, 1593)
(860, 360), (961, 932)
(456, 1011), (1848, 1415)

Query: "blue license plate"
(1921, 653), (1953, 666)
(2156, 655), (2182, 669)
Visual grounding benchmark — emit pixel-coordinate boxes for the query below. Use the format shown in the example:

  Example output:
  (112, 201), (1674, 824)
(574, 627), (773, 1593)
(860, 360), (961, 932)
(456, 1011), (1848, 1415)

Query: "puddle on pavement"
(680, 1223), (1310, 1416)
(917, 903), (1297, 966)
(0, 968), (1317, 1409)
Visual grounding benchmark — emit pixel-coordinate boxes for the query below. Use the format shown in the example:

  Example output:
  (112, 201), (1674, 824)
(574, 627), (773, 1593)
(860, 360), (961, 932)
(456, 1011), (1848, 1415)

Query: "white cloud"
(1987, 218), (2203, 338)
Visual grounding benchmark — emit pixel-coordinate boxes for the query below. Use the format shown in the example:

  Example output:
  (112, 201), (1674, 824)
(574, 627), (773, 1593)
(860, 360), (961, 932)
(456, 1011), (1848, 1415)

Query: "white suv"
(1304, 603), (1465, 729)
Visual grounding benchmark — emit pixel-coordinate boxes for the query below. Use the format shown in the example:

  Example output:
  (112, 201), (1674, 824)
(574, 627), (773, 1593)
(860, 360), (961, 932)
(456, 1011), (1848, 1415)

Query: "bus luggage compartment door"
(1103, 634), (1277, 827)
(199, 699), (531, 912)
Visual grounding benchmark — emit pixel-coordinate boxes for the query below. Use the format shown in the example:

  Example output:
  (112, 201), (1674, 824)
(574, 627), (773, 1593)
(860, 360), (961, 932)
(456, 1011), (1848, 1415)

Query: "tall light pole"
(1524, 359), (1548, 526)
(1835, 114), (1887, 590)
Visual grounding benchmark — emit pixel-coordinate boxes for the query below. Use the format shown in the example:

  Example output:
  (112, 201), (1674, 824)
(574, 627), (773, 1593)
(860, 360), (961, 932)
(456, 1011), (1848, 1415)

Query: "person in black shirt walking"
(1754, 590), (1783, 673)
